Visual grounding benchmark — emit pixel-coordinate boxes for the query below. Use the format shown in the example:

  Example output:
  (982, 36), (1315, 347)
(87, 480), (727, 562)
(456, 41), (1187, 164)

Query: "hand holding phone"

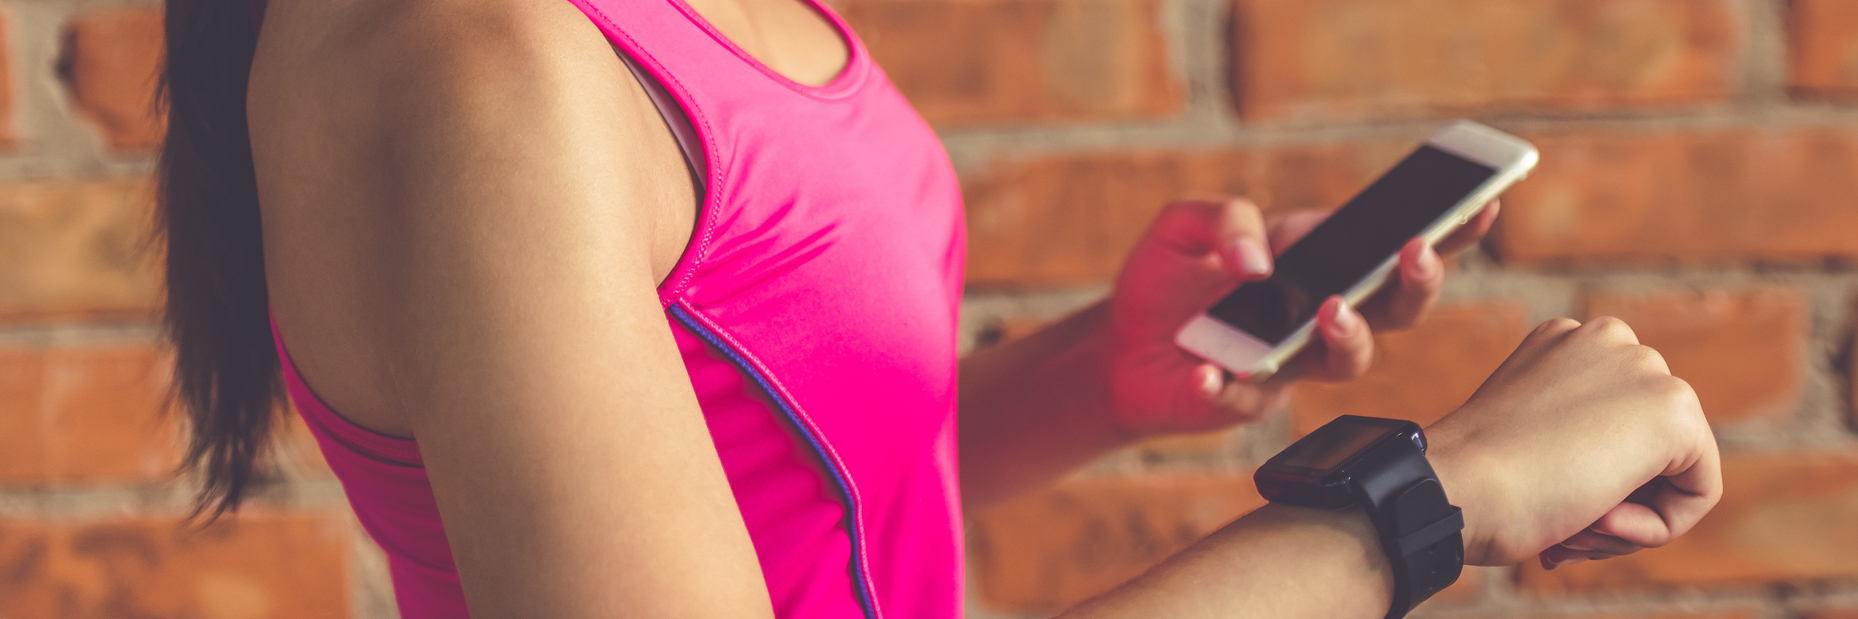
(1175, 120), (1538, 381)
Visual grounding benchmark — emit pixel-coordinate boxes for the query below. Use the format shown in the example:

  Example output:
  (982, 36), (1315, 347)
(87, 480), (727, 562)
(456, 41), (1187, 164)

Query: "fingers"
(1539, 545), (1588, 570)
(1277, 297), (1374, 383)
(1192, 363), (1226, 400)
(1360, 238), (1444, 331)
(1581, 315), (1643, 346)
(1557, 528), (1642, 555)
(1540, 378), (1719, 571)
(1541, 480), (1710, 571)
(1149, 198), (1273, 279)
(1189, 362), (1286, 424)
(1539, 544), (1614, 570)
(1588, 501), (1677, 547)
(1514, 316), (1648, 366)
(1435, 200), (1500, 254)
(1516, 317), (1581, 355)
(1610, 401), (1721, 547)
(1541, 525), (1647, 569)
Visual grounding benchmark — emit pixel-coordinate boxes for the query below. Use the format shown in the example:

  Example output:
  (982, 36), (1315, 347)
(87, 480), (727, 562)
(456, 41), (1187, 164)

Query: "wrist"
(1424, 424), (1501, 566)
(1019, 301), (1130, 445)
(1257, 416), (1465, 616)
(1064, 302), (1140, 443)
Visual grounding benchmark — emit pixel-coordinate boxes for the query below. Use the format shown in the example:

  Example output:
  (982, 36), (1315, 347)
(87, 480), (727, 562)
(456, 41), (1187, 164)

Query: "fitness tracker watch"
(1254, 415), (1464, 619)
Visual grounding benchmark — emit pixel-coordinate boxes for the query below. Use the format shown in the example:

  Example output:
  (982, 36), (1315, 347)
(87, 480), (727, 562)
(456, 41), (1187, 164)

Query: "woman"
(159, 0), (1721, 617)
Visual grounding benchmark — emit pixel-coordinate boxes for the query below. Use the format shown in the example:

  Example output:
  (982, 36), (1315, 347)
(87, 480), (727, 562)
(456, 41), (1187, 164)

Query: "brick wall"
(892, 0), (1858, 617)
(0, 2), (392, 617)
(3, 0), (1857, 618)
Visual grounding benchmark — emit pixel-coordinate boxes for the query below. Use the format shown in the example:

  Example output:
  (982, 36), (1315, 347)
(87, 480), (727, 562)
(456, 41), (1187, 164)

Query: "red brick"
(1585, 287), (1804, 425)
(0, 344), (180, 485)
(843, 0), (1180, 126)
(0, 178), (162, 322)
(1230, 0), (1741, 123)
(964, 141), (1411, 286)
(970, 475), (1265, 613)
(1788, 0), (1858, 99)
(1517, 452), (1858, 593)
(1292, 302), (1531, 436)
(63, 6), (165, 152)
(0, 511), (351, 618)
(1493, 128), (1858, 265)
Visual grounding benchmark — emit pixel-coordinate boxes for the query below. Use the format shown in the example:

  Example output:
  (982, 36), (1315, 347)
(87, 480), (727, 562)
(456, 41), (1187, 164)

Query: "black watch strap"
(1355, 448), (1465, 619)
(1255, 416), (1466, 619)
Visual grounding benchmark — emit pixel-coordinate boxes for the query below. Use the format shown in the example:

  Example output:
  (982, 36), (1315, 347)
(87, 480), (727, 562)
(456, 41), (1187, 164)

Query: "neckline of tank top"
(629, 0), (872, 101)
(247, 0), (871, 101)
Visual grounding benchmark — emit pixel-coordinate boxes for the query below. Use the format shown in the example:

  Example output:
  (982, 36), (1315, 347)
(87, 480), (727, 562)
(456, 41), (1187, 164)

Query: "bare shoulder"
(250, 0), (695, 436)
(243, 10), (770, 616)
(357, 0), (615, 90)
(250, 0), (640, 138)
(249, 0), (693, 291)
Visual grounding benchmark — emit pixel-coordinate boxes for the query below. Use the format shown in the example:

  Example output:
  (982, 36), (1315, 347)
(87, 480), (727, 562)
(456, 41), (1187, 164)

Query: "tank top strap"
(566, 0), (874, 186)
(567, 0), (878, 303)
(569, 0), (872, 102)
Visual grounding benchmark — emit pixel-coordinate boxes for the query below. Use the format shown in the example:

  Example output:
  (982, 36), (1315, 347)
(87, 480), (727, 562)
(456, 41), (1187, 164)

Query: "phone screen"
(1207, 146), (1497, 344)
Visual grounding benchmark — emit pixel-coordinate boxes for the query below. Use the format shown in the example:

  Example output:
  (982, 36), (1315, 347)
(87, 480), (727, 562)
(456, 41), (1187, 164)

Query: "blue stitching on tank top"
(667, 304), (880, 619)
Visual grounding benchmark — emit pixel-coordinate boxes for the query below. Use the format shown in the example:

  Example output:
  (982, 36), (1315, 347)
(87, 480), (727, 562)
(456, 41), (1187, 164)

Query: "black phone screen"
(1206, 146), (1497, 345)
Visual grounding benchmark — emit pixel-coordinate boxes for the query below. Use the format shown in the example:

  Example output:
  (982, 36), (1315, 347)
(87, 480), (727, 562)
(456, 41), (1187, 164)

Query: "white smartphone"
(1175, 120), (1538, 381)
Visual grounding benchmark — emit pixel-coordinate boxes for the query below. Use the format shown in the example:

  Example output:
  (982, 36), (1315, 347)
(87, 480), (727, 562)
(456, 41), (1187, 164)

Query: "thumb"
(1143, 198), (1273, 278)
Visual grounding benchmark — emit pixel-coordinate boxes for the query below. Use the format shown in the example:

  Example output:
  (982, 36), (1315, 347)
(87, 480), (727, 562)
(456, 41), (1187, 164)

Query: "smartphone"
(1174, 120), (1538, 381)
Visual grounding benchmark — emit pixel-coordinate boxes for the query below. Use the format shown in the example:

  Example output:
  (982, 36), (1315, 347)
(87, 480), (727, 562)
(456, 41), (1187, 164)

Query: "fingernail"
(1408, 245), (1441, 281)
(1326, 299), (1359, 338)
(1200, 365), (1224, 397)
(1543, 556), (1587, 571)
(1232, 238), (1273, 277)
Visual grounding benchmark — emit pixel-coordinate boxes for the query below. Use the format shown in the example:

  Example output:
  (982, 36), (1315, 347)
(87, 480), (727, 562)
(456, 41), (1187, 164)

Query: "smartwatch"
(1254, 415), (1464, 619)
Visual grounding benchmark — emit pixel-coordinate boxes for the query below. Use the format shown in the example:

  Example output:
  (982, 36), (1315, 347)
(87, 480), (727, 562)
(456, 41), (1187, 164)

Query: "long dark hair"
(157, 0), (280, 518)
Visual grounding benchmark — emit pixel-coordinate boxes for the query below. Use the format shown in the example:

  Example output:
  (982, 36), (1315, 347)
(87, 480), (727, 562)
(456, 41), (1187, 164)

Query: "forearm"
(959, 302), (1132, 508)
(1064, 427), (1495, 619)
(1061, 504), (1393, 619)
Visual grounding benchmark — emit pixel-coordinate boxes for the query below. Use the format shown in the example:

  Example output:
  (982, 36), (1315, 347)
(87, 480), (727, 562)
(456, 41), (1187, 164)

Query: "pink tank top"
(270, 0), (968, 616)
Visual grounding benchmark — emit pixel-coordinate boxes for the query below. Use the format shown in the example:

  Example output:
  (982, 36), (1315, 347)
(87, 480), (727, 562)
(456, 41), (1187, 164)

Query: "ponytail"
(157, 0), (280, 519)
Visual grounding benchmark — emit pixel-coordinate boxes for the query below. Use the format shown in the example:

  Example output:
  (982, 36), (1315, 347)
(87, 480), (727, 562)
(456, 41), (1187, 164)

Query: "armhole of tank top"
(612, 43), (708, 203)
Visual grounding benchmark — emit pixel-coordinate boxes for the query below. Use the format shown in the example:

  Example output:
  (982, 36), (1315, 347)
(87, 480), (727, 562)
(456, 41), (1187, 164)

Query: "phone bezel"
(1175, 120), (1539, 381)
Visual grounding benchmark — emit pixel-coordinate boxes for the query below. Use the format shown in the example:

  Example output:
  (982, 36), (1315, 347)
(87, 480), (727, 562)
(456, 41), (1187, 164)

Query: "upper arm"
(248, 1), (765, 617)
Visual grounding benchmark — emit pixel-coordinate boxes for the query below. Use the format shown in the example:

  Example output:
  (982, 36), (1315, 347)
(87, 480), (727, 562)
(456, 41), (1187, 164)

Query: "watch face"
(1276, 418), (1403, 474)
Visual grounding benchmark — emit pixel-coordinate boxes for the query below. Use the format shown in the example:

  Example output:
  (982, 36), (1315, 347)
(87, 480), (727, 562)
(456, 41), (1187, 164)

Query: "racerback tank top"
(270, 0), (969, 616)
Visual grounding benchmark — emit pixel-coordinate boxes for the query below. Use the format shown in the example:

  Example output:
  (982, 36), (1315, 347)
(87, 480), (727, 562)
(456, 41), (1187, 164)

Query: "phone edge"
(1176, 120), (1540, 383)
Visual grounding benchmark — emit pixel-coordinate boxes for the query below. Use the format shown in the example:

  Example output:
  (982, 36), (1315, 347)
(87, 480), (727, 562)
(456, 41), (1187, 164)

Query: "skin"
(1061, 315), (1720, 617)
(245, 0), (1722, 617)
(960, 200), (1498, 508)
